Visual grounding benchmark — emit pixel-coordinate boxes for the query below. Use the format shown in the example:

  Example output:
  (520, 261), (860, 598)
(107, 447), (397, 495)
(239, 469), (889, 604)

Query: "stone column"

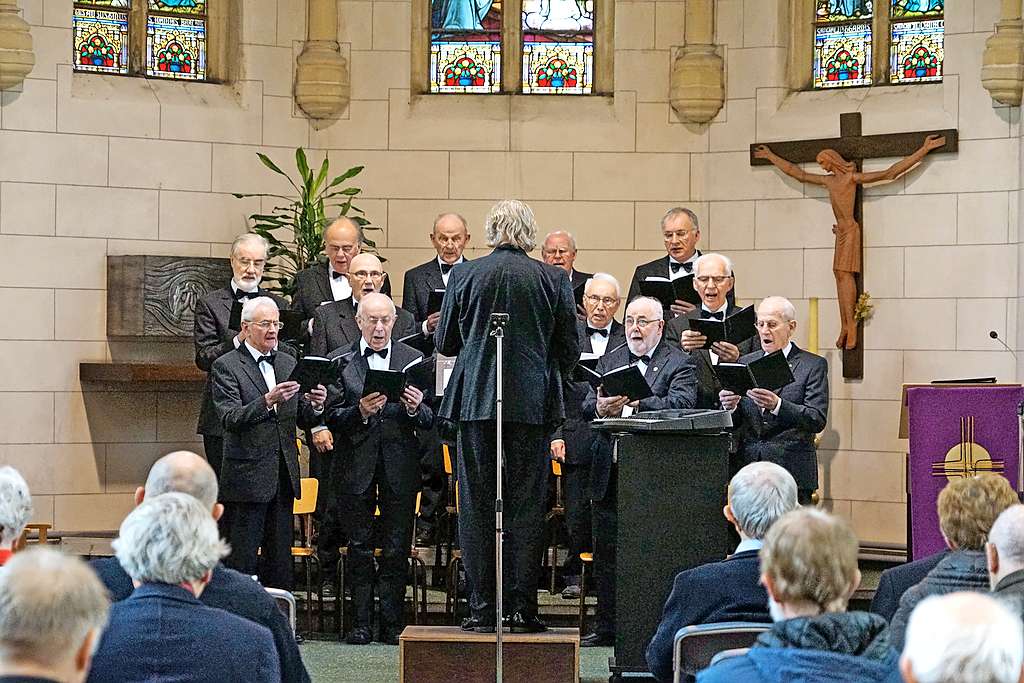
(0, 0), (34, 90)
(982, 0), (1024, 106)
(294, 0), (349, 121)
(669, 0), (724, 124)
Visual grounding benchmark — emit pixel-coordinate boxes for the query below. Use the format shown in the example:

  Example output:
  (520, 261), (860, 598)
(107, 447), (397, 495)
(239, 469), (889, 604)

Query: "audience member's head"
(0, 547), (109, 683)
(900, 592), (1024, 683)
(760, 508), (860, 620)
(725, 462), (799, 541)
(113, 492), (228, 596)
(987, 504), (1024, 590)
(938, 474), (1018, 552)
(0, 466), (32, 554)
(137, 450), (221, 519)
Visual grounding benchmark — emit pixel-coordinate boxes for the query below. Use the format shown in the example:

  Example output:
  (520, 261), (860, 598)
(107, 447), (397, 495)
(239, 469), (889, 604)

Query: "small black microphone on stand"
(990, 330), (1018, 360)
(993, 331), (1024, 500)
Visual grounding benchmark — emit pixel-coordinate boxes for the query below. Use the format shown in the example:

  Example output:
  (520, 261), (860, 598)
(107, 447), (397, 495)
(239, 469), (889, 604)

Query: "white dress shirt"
(439, 255), (464, 287)
(701, 302), (730, 365)
(359, 338), (392, 372)
(767, 342), (794, 416)
(588, 321), (614, 356)
(621, 345), (654, 418)
(668, 254), (698, 281)
(328, 265), (353, 301)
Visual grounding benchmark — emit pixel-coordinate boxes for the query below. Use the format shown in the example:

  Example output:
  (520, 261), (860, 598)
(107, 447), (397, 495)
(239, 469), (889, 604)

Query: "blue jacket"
(697, 612), (901, 683)
(87, 583), (281, 683)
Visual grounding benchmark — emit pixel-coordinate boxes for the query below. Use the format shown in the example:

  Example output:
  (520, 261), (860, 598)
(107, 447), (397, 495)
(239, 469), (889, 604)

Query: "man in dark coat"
(193, 233), (289, 479)
(210, 297), (327, 590)
(870, 551), (947, 622)
(581, 295), (698, 647)
(324, 293), (434, 645)
(436, 199), (580, 633)
(719, 296), (829, 504)
(645, 462), (799, 682)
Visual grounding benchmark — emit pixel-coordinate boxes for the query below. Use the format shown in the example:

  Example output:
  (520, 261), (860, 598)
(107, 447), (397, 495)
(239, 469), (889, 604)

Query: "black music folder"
(575, 364), (653, 402)
(288, 356), (340, 393)
(687, 305), (757, 348)
(362, 357), (434, 402)
(714, 350), (794, 394)
(638, 275), (701, 308)
(426, 289), (446, 317)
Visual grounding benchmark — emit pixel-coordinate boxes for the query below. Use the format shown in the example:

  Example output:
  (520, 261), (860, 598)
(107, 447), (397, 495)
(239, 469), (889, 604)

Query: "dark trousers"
(202, 434), (223, 480)
(416, 428), (446, 532)
(561, 460), (592, 578)
(316, 448), (347, 581)
(340, 457), (417, 630)
(458, 421), (549, 620)
(222, 456), (294, 590)
(592, 466), (617, 637)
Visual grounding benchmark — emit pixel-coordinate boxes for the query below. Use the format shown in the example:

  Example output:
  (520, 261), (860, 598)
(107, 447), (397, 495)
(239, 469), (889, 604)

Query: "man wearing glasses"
(541, 231), (593, 311)
(625, 207), (703, 318)
(194, 233), (290, 480)
(580, 296), (697, 647)
(719, 297), (829, 505)
(210, 297), (328, 590)
(664, 253), (757, 409)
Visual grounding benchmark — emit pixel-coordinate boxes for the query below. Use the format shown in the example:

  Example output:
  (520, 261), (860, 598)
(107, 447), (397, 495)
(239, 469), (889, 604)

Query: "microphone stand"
(488, 312), (510, 683)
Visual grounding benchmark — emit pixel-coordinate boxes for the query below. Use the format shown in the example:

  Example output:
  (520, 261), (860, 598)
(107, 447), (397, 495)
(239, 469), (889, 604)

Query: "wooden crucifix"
(750, 113), (958, 380)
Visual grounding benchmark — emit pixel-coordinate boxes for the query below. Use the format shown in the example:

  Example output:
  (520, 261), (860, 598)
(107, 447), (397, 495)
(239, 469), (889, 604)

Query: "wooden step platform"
(399, 626), (580, 683)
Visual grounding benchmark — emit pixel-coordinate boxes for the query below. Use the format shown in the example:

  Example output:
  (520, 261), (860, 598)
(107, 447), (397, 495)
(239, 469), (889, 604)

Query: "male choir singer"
(402, 212), (471, 335)
(626, 207), (703, 317)
(436, 199), (580, 634)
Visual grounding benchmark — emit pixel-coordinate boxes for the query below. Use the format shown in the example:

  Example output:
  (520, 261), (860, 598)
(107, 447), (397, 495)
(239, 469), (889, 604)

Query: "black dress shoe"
(345, 626), (373, 645)
(461, 616), (496, 633)
(379, 626), (403, 645)
(580, 631), (613, 647)
(507, 611), (547, 633)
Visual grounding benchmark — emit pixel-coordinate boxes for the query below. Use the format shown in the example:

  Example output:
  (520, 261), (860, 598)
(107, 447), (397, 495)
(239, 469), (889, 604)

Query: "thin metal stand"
(489, 312), (509, 683)
(1017, 400), (1023, 501)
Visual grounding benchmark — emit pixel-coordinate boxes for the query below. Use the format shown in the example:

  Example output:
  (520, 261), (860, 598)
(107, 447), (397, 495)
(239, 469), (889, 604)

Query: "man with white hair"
(0, 466), (31, 567)
(436, 199), (580, 633)
(0, 547), (109, 683)
(645, 462), (799, 681)
(988, 504), (1024, 617)
(719, 296), (829, 504)
(193, 232), (290, 480)
(900, 592), (1024, 683)
(89, 451), (310, 683)
(87, 493), (280, 683)
(210, 296), (327, 590)
(581, 295), (697, 647)
(541, 230), (593, 295)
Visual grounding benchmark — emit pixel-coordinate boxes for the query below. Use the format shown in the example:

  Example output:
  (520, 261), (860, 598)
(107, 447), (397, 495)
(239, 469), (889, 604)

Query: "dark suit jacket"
(309, 298), (416, 358)
(645, 549), (771, 682)
(86, 583), (280, 683)
(292, 262), (392, 341)
(324, 341), (435, 495)
(626, 251), (736, 314)
(664, 304), (757, 409)
(570, 269), (594, 291)
(90, 558), (309, 683)
(731, 344), (829, 491)
(193, 285), (289, 437)
(583, 341), (698, 501)
(435, 245), (580, 425)
(401, 256), (472, 326)
(869, 550), (947, 622)
(210, 346), (320, 502)
(0, 678), (59, 682)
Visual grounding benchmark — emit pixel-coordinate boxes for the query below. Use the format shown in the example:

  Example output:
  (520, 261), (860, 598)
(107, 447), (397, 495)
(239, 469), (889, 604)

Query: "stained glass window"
(814, 22), (872, 88)
(890, 1), (943, 84)
(147, 0), (206, 79)
(815, 0), (873, 22)
(430, 0), (502, 93)
(73, 3), (130, 75)
(522, 0), (593, 94)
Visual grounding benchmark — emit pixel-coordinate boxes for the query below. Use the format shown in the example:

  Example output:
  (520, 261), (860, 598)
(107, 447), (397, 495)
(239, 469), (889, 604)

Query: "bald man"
(402, 212), (472, 336)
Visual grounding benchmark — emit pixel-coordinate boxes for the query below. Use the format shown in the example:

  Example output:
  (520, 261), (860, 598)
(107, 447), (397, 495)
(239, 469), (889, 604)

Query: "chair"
(444, 486), (464, 623)
(542, 459), (566, 594)
(266, 586), (297, 635)
(708, 647), (750, 668)
(433, 443), (458, 586)
(15, 523), (51, 551)
(672, 622), (770, 683)
(577, 551), (593, 632)
(292, 476), (322, 633)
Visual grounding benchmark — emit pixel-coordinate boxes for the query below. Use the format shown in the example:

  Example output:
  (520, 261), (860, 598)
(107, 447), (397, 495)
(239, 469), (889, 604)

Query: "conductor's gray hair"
(902, 592), (1024, 683)
(241, 296), (279, 323)
(484, 200), (537, 252)
(144, 451), (218, 510)
(728, 462), (798, 540)
(625, 296), (664, 321)
(0, 466), (32, 547)
(660, 207), (700, 232)
(230, 233), (269, 259)
(0, 547), (109, 667)
(543, 230), (577, 253)
(760, 296), (797, 322)
(694, 253), (734, 276)
(988, 505), (1024, 565)
(113, 492), (229, 585)
(585, 272), (621, 299)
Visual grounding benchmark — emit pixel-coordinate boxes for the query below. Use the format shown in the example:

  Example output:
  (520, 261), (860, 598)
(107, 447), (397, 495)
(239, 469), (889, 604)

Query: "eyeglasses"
(233, 258), (266, 269)
(326, 244), (359, 255)
(624, 317), (660, 329)
(694, 275), (732, 285)
(662, 230), (695, 241)
(585, 295), (618, 307)
(250, 320), (284, 330)
(754, 319), (785, 330)
(350, 270), (384, 280)
(360, 316), (394, 327)
(544, 247), (574, 256)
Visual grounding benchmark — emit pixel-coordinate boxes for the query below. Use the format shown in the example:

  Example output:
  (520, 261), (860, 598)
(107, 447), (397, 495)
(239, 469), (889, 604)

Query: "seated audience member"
(645, 462), (799, 682)
(987, 504), (1024, 617)
(889, 474), (1018, 649)
(87, 493), (281, 683)
(89, 451), (309, 683)
(899, 592), (1024, 683)
(698, 508), (901, 683)
(0, 547), (109, 683)
(0, 467), (31, 567)
(870, 551), (947, 622)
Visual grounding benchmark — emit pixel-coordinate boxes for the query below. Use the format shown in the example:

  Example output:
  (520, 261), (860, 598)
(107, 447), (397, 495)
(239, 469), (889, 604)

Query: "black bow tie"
(256, 353), (275, 365)
(670, 261), (693, 274)
(587, 326), (608, 337)
(363, 346), (389, 359)
(629, 352), (652, 365)
(440, 262), (454, 275)
(331, 270), (346, 280)
(236, 290), (260, 301)
(702, 310), (725, 321)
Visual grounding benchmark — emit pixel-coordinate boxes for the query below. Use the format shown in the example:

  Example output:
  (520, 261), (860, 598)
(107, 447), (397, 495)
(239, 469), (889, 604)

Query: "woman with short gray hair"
(0, 466), (32, 566)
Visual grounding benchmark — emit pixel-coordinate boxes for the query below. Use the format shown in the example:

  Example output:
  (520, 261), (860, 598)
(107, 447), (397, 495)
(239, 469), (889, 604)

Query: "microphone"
(990, 330), (1017, 360)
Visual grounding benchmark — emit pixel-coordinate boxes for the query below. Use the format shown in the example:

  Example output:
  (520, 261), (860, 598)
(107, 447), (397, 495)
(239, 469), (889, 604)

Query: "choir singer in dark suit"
(324, 293), (433, 645)
(719, 296), (829, 505)
(210, 297), (327, 590)
(541, 230), (594, 292)
(436, 199), (580, 634)
(581, 295), (697, 647)
(549, 272), (624, 599)
(193, 233), (289, 479)
(664, 253), (755, 409)
(402, 212), (471, 335)
(626, 207), (703, 318)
